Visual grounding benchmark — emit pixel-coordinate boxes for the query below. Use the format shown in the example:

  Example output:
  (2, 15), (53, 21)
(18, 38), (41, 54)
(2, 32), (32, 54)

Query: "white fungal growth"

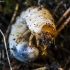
(8, 16), (39, 62)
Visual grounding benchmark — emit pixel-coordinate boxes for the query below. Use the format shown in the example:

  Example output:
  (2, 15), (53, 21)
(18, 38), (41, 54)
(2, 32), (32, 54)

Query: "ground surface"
(0, 0), (70, 70)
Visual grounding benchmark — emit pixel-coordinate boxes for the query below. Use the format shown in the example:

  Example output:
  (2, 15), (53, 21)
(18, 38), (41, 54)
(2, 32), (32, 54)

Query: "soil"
(0, 0), (70, 70)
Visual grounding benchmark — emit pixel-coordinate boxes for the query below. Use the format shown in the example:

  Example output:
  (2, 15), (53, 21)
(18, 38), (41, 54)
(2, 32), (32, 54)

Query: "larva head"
(11, 42), (39, 62)
(41, 25), (56, 46)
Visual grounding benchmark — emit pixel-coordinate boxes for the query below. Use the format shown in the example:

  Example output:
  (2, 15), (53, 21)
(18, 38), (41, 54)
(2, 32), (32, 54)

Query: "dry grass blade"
(5, 3), (19, 42)
(0, 29), (12, 70)
(56, 8), (70, 27)
(53, 1), (63, 16)
(57, 17), (70, 35)
(55, 16), (70, 38)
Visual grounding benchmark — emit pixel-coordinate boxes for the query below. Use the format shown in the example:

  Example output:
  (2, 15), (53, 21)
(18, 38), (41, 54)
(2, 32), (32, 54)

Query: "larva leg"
(29, 34), (34, 46)
(56, 8), (70, 27)
(41, 44), (47, 56)
(17, 29), (30, 43)
(21, 29), (30, 37)
(36, 36), (40, 47)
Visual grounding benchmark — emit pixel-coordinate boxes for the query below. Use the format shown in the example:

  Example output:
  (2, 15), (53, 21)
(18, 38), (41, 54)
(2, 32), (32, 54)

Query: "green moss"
(24, 0), (33, 6)
(3, 0), (16, 14)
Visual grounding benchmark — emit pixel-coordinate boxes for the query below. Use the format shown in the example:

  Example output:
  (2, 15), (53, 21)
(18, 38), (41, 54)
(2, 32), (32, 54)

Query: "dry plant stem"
(22, 63), (46, 67)
(10, 4), (19, 24)
(38, 0), (44, 8)
(38, 0), (41, 5)
(0, 14), (9, 25)
(0, 60), (5, 65)
(63, 56), (70, 70)
(55, 17), (70, 37)
(12, 63), (46, 70)
(33, 66), (47, 70)
(0, 29), (12, 70)
(53, 1), (63, 16)
(56, 8), (70, 27)
(57, 45), (70, 54)
(5, 3), (19, 41)
(38, 0), (42, 6)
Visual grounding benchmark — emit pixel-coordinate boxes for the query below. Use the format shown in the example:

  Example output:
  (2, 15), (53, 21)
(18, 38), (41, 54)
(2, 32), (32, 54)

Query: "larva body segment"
(8, 15), (39, 62)
(25, 7), (56, 34)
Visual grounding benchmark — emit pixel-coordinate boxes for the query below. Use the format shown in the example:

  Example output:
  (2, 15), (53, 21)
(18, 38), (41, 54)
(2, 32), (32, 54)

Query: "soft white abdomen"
(8, 16), (39, 62)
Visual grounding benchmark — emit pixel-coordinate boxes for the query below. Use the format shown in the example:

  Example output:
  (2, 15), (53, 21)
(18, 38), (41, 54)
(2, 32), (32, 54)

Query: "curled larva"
(20, 6), (56, 46)
(8, 16), (39, 62)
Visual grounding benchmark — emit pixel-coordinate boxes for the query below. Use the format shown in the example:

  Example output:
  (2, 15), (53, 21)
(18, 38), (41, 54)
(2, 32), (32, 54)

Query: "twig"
(53, 1), (63, 16)
(56, 45), (70, 54)
(22, 63), (46, 67)
(56, 7), (70, 27)
(38, 0), (44, 8)
(38, 0), (41, 5)
(0, 60), (5, 65)
(33, 66), (48, 70)
(5, 3), (19, 42)
(57, 17), (70, 35)
(0, 14), (9, 25)
(0, 29), (12, 70)
(63, 56), (70, 70)
(55, 16), (70, 38)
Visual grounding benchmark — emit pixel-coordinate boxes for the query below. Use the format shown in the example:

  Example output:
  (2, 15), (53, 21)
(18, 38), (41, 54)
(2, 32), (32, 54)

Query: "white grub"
(8, 16), (39, 62)
(8, 6), (56, 62)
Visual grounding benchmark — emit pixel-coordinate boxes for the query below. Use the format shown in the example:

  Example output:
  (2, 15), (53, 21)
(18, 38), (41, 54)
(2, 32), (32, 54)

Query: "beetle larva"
(8, 15), (39, 62)
(19, 6), (56, 47)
